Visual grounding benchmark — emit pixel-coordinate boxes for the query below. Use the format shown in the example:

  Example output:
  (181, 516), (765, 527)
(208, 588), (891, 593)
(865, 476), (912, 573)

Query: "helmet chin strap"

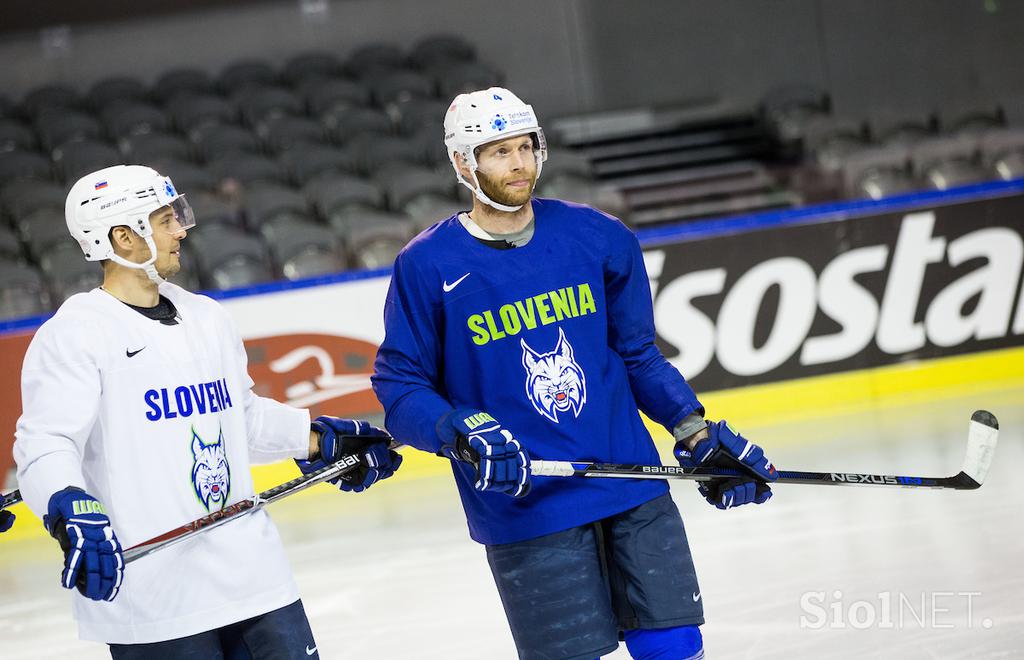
(108, 235), (166, 285)
(464, 170), (524, 213)
(457, 149), (546, 214)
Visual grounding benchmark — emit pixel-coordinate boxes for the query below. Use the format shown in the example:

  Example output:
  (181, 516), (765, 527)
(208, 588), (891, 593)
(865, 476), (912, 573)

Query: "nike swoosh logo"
(442, 273), (470, 292)
(306, 645), (317, 656)
(693, 591), (701, 602)
(126, 347), (146, 358)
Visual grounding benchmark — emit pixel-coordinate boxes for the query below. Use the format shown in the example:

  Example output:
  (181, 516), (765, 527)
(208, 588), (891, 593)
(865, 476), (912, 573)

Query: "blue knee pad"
(623, 625), (703, 660)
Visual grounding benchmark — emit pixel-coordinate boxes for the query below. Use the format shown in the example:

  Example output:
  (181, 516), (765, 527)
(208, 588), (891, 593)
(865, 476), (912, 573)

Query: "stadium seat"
(260, 217), (345, 280)
(305, 170), (385, 220)
(243, 184), (311, 228)
(410, 34), (476, 69)
(39, 242), (103, 303)
(0, 179), (65, 219)
(53, 140), (122, 183)
(402, 197), (466, 232)
(405, 126), (448, 166)
(234, 86), (303, 127)
(187, 191), (244, 227)
(170, 94), (238, 133)
(910, 136), (987, 190)
(393, 98), (447, 135)
(88, 76), (148, 111)
(872, 115), (938, 146)
(375, 163), (454, 212)
(0, 225), (22, 261)
(542, 150), (594, 181)
(0, 262), (50, 320)
(800, 116), (871, 172)
(19, 206), (71, 259)
(760, 85), (831, 143)
(0, 119), (37, 152)
(349, 134), (424, 174)
(282, 51), (343, 85)
(300, 77), (371, 119)
(303, 173), (384, 221)
(432, 61), (503, 100)
(122, 132), (192, 163)
(148, 158), (216, 193)
(191, 124), (261, 162)
(0, 150), (53, 185)
(168, 242), (203, 291)
(21, 84), (81, 116)
(218, 59), (278, 94)
(102, 102), (169, 137)
(258, 115), (327, 153)
(939, 106), (1005, 136)
(839, 145), (916, 200)
(980, 128), (1024, 180)
(322, 106), (392, 144)
(153, 68), (215, 102)
(368, 69), (435, 106)
(342, 211), (414, 269)
(206, 154), (287, 187)
(280, 144), (359, 185)
(344, 44), (406, 78)
(188, 224), (274, 290)
(36, 110), (103, 151)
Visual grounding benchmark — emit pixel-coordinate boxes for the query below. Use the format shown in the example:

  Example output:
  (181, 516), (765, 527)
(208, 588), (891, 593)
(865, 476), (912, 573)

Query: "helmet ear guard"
(443, 87), (548, 212)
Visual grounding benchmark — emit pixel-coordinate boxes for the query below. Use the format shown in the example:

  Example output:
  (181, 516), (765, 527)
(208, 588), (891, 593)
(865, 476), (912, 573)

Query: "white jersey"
(13, 283), (311, 644)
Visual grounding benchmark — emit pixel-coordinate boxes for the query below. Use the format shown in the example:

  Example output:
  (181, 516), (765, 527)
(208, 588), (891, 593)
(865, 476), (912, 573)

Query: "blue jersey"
(372, 198), (703, 545)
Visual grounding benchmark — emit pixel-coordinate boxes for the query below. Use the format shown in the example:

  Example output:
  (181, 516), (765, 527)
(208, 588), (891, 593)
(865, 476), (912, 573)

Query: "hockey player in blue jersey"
(372, 87), (778, 659)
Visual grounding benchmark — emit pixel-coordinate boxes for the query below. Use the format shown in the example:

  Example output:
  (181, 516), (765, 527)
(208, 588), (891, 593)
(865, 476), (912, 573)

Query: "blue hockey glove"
(43, 487), (123, 601)
(0, 510), (14, 533)
(439, 409), (531, 498)
(297, 417), (403, 493)
(674, 420), (777, 510)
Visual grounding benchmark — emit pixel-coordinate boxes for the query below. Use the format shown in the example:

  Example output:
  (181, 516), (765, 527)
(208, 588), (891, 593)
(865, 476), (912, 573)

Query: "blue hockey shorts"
(108, 599), (318, 659)
(485, 492), (704, 660)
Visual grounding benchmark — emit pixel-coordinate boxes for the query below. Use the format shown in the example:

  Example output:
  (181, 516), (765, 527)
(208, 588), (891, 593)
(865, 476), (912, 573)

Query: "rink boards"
(2, 179), (1023, 542)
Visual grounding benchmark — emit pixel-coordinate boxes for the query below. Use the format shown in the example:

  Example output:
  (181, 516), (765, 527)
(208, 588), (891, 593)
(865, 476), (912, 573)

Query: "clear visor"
(149, 195), (197, 235)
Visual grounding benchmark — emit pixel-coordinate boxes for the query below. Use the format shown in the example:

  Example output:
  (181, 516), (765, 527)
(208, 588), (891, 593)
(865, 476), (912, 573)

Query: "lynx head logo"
(521, 327), (587, 423)
(191, 427), (230, 511)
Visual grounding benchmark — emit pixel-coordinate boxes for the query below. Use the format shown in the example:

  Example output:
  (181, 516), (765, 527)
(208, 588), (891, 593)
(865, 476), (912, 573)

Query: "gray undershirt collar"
(458, 212), (535, 248)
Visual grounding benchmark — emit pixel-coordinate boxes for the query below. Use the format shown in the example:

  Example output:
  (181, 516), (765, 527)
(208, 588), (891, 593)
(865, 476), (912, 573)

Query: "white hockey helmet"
(65, 164), (195, 284)
(443, 87), (548, 212)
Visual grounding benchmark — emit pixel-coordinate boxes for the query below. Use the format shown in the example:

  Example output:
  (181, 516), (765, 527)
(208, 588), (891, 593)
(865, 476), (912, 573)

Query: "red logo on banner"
(243, 333), (384, 420)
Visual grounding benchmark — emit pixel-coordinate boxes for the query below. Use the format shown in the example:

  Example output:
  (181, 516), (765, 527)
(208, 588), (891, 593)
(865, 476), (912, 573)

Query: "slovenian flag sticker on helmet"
(94, 181), (108, 190)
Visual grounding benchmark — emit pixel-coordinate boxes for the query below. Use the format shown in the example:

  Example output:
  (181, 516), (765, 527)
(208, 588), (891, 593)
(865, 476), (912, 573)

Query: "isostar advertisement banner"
(644, 193), (1024, 391)
(2, 191), (1023, 478)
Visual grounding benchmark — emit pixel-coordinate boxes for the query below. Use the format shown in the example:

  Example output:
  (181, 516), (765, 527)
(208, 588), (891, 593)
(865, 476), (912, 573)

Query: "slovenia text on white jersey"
(13, 283), (311, 644)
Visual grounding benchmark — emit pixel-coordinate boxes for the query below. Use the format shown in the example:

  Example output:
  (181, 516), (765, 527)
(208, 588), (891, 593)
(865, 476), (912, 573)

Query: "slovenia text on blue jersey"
(372, 198), (704, 545)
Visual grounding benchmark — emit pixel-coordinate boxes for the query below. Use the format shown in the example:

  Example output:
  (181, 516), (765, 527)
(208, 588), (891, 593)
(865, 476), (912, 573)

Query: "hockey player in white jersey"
(13, 164), (402, 659)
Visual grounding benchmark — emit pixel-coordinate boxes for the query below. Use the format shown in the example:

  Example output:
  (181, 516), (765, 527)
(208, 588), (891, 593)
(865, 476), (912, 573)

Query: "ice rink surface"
(1, 387), (1021, 659)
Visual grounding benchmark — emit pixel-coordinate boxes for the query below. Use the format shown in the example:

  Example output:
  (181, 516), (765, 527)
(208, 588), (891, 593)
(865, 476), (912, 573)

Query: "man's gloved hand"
(674, 420), (777, 510)
(439, 409), (531, 498)
(297, 417), (403, 493)
(43, 487), (123, 601)
(0, 510), (14, 533)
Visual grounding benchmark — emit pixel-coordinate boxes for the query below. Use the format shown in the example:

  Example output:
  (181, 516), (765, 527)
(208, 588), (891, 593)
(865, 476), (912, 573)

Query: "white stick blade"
(963, 410), (999, 487)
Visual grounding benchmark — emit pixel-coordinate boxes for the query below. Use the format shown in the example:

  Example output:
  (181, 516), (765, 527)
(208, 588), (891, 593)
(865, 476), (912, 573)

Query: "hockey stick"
(122, 453), (365, 563)
(531, 410), (999, 491)
(1, 490), (22, 510)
